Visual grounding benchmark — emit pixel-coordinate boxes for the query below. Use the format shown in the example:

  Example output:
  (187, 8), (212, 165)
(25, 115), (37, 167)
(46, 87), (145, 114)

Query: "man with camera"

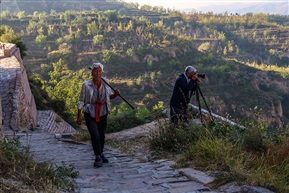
(170, 65), (202, 125)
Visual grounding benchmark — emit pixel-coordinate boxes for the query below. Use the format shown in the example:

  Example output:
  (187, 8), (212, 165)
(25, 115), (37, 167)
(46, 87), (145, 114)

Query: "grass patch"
(149, 120), (289, 193)
(0, 138), (79, 192)
(149, 120), (195, 153)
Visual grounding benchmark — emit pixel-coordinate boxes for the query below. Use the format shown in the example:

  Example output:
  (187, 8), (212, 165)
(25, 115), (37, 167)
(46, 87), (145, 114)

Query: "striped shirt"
(77, 77), (113, 118)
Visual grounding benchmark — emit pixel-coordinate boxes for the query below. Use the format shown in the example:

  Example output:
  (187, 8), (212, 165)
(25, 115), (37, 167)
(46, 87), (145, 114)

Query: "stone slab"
(178, 168), (215, 185)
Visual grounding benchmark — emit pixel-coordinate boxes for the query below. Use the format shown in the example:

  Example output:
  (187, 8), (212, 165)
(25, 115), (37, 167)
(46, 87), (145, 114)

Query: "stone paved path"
(18, 130), (218, 193)
(17, 125), (275, 193)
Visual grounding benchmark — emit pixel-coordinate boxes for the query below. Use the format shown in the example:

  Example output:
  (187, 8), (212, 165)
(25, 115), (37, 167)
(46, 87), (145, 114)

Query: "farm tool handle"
(101, 78), (135, 110)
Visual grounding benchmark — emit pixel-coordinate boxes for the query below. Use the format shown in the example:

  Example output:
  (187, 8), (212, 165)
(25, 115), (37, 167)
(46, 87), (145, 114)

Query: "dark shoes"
(94, 156), (102, 168)
(101, 154), (109, 163)
(94, 154), (108, 168)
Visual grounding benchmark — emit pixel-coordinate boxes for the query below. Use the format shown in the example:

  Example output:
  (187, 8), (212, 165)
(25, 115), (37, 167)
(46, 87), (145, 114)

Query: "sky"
(123, 0), (289, 12)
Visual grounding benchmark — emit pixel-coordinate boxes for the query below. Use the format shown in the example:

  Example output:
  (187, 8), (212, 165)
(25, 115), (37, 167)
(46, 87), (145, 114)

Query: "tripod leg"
(195, 87), (203, 123)
(197, 85), (214, 122)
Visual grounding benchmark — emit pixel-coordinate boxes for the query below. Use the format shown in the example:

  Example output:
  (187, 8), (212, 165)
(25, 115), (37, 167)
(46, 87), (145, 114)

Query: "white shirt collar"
(183, 73), (190, 83)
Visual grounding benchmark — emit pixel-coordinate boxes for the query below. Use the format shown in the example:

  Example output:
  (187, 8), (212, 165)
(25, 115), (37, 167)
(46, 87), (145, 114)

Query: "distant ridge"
(185, 2), (288, 15)
(0, 0), (122, 14)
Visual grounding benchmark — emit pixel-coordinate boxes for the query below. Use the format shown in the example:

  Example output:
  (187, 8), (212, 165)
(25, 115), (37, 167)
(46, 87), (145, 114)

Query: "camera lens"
(197, 73), (206, 79)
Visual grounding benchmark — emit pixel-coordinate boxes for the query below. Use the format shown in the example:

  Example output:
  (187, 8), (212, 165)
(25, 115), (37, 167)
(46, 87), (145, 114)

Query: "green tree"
(126, 2), (139, 9)
(174, 21), (184, 28)
(198, 42), (211, 53)
(38, 11), (48, 21)
(93, 34), (104, 45)
(47, 43), (73, 62)
(47, 25), (55, 37)
(48, 59), (65, 83)
(17, 11), (25, 19)
(26, 20), (39, 35)
(0, 10), (11, 19)
(140, 4), (152, 11)
(223, 46), (227, 55)
(37, 27), (44, 35)
(56, 37), (65, 45)
(35, 34), (47, 47)
(125, 20), (134, 32)
(101, 49), (123, 64)
(87, 21), (98, 36)
(0, 25), (27, 58)
(227, 40), (234, 53)
(103, 10), (118, 22)
(44, 69), (89, 121)
(126, 48), (135, 57)
(50, 9), (57, 16)
(32, 11), (39, 19)
(64, 11), (76, 24)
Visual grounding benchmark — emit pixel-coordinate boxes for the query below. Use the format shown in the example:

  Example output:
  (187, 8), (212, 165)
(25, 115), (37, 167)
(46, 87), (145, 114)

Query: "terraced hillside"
(2, 4), (289, 129)
(228, 27), (289, 64)
(188, 14), (289, 67)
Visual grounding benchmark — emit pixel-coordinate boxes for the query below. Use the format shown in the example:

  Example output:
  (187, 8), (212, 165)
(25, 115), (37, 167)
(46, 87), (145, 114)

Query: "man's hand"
(110, 89), (120, 99)
(196, 78), (201, 85)
(114, 89), (120, 96)
(191, 73), (201, 85)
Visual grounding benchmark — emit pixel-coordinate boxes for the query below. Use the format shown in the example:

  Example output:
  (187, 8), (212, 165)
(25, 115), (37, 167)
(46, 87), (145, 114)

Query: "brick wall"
(0, 42), (37, 131)
(0, 42), (75, 134)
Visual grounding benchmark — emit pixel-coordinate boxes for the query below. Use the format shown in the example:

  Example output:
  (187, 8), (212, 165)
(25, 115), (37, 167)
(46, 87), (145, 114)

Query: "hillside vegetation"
(1, 0), (289, 131)
(2, 1), (289, 192)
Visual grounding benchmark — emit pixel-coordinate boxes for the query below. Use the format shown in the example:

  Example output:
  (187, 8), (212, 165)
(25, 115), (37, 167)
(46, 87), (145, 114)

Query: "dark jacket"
(170, 73), (197, 110)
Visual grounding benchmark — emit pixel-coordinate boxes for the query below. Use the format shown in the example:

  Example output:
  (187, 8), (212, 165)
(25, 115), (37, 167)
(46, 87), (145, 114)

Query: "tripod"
(195, 84), (214, 123)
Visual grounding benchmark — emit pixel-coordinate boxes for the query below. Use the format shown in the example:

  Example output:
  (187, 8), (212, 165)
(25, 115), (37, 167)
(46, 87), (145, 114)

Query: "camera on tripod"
(197, 73), (206, 79)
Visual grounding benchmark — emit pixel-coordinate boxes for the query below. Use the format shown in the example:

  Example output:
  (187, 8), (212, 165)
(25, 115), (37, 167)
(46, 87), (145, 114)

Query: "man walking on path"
(76, 62), (120, 168)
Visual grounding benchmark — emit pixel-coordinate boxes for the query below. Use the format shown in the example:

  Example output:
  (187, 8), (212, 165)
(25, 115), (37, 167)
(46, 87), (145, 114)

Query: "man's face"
(92, 67), (102, 79)
(187, 70), (197, 79)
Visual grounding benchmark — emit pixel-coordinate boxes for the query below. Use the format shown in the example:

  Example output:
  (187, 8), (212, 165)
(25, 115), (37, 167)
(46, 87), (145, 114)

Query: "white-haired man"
(170, 66), (201, 125)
